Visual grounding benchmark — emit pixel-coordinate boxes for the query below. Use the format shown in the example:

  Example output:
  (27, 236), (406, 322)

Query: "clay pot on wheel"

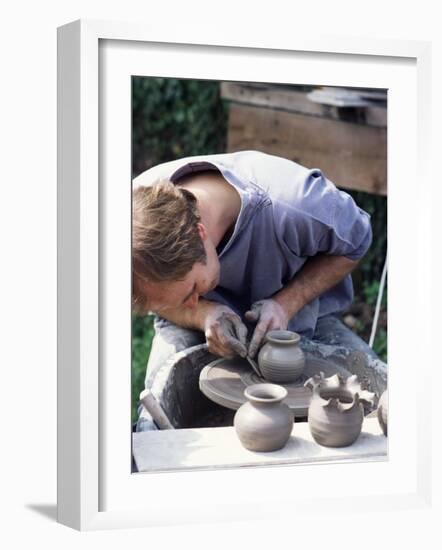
(304, 372), (375, 447)
(258, 330), (305, 383)
(234, 383), (294, 452)
(377, 390), (388, 436)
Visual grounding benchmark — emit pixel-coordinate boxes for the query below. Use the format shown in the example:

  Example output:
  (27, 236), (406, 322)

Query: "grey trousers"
(136, 314), (380, 432)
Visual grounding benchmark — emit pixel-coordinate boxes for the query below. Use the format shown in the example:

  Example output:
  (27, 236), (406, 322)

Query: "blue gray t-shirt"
(133, 150), (372, 338)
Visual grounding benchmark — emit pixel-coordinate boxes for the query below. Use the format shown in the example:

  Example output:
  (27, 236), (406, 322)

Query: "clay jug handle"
(304, 371), (326, 391)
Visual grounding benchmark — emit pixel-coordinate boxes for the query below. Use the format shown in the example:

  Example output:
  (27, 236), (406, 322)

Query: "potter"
(132, 151), (379, 433)
(234, 383), (294, 452)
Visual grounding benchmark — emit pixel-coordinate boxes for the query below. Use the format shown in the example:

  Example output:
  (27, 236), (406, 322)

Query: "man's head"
(132, 180), (220, 314)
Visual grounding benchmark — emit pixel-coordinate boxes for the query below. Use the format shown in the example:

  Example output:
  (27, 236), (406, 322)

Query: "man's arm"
(273, 254), (359, 319)
(154, 297), (214, 331)
(245, 165), (371, 357)
(245, 254), (359, 357)
(153, 298), (248, 358)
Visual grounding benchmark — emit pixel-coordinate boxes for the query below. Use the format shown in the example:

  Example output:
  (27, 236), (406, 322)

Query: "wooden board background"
(226, 103), (387, 195)
(221, 82), (387, 128)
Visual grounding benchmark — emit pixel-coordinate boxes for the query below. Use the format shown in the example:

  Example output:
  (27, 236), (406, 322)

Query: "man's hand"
(245, 299), (289, 358)
(244, 255), (360, 358)
(204, 304), (248, 359)
(150, 298), (248, 358)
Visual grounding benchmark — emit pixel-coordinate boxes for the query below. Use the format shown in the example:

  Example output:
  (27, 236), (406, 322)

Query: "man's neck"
(176, 172), (241, 248)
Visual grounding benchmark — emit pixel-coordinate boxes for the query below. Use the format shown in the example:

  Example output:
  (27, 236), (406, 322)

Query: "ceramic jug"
(234, 383), (294, 451)
(257, 330), (305, 383)
(304, 372), (375, 447)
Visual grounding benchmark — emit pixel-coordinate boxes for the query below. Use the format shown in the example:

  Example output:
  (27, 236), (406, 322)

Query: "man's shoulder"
(131, 151), (327, 217)
(132, 156), (197, 189)
(132, 150), (303, 189)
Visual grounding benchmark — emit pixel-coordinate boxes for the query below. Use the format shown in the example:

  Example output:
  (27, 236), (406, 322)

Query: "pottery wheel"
(199, 354), (351, 418)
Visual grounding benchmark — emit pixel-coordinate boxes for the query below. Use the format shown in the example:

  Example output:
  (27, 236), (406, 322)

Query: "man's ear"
(197, 222), (207, 240)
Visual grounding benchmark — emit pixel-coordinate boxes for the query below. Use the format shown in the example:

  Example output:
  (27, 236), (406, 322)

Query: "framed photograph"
(57, 19), (432, 530)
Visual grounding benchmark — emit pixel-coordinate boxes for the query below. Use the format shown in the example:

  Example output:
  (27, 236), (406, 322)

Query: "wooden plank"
(227, 103), (387, 195)
(221, 82), (387, 128)
(221, 81), (324, 117)
(133, 417), (387, 473)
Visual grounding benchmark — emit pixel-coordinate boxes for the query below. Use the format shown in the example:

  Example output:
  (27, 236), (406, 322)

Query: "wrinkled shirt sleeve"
(277, 169), (373, 261)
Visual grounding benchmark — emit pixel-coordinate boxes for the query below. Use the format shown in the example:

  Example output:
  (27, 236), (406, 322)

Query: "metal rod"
(369, 252), (388, 349)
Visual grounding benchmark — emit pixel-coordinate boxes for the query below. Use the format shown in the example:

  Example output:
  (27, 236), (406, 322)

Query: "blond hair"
(132, 180), (206, 313)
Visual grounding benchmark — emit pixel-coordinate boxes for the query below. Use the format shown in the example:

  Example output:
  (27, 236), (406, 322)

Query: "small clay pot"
(377, 390), (388, 436)
(304, 373), (375, 448)
(234, 383), (294, 452)
(257, 330), (305, 383)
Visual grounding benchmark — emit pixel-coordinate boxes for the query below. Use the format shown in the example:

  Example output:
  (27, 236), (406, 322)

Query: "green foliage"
(131, 314), (155, 424)
(346, 190), (387, 287)
(363, 279), (387, 308)
(132, 77), (228, 177)
(373, 328), (388, 363)
(348, 191), (387, 362)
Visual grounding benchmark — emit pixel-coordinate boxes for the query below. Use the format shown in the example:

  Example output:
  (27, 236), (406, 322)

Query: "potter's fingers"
(206, 337), (232, 359)
(212, 323), (241, 358)
(269, 318), (285, 331)
(218, 323), (247, 357)
(244, 310), (259, 322)
(205, 325), (227, 357)
(214, 346), (235, 359)
(244, 301), (263, 321)
(224, 335), (247, 358)
(217, 314), (247, 357)
(229, 317), (248, 348)
(248, 323), (268, 359)
(214, 337), (237, 359)
(217, 345), (236, 359)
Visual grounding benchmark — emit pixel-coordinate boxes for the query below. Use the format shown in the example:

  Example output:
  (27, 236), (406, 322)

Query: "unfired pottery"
(377, 390), (388, 436)
(304, 372), (375, 447)
(258, 330), (305, 383)
(234, 383), (294, 452)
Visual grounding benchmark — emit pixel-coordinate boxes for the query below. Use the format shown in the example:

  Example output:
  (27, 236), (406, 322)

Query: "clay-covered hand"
(204, 304), (248, 359)
(245, 299), (289, 358)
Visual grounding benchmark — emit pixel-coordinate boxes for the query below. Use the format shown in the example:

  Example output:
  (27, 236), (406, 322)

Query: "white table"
(133, 417), (387, 473)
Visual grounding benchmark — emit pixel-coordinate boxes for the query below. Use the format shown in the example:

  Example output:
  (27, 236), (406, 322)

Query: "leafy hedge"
(132, 77), (228, 177)
(132, 314), (155, 424)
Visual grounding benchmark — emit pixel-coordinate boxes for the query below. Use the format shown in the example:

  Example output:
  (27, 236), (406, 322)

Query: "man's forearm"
(151, 298), (216, 331)
(272, 254), (359, 319)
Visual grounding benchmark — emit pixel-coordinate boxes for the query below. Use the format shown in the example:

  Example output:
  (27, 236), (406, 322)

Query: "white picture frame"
(57, 19), (433, 531)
